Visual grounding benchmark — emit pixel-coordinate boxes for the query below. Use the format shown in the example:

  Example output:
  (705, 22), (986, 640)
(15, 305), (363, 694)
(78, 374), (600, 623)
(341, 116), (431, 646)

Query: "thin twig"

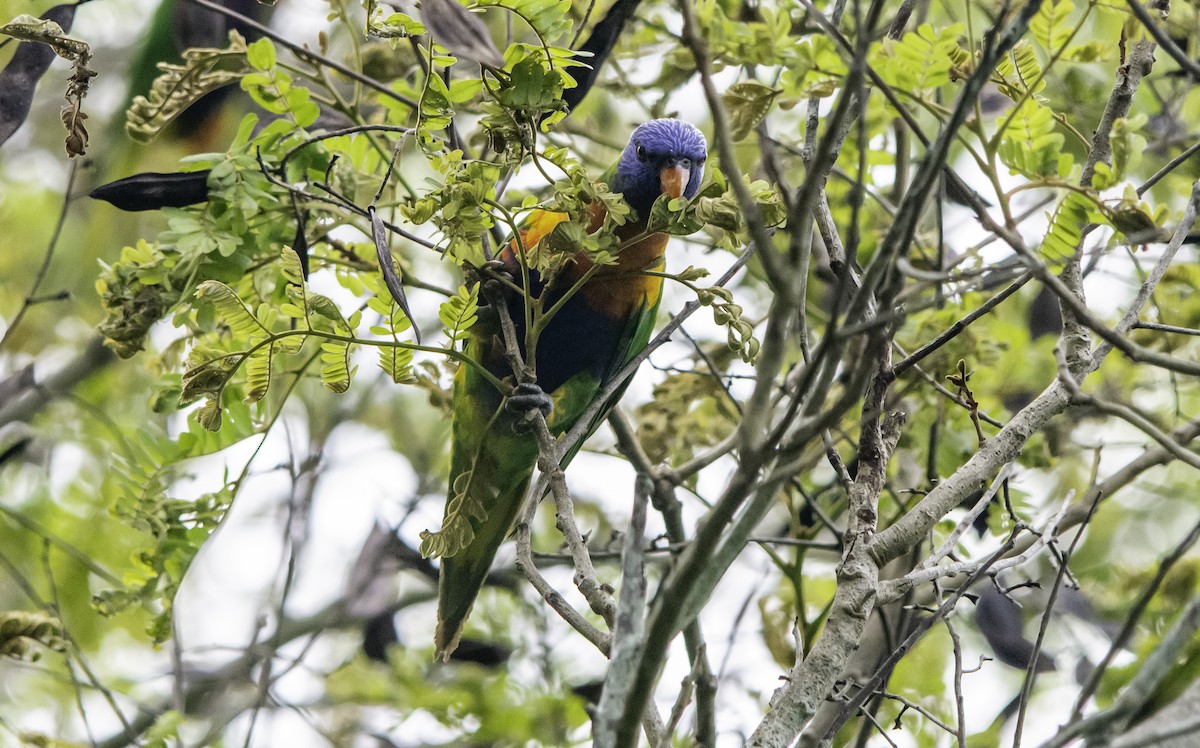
(917, 463), (1015, 571)
(182, 0), (419, 109)
(1069, 514), (1200, 720)
(1012, 493), (1099, 748)
(1122, 0), (1200, 82)
(0, 161), (77, 351)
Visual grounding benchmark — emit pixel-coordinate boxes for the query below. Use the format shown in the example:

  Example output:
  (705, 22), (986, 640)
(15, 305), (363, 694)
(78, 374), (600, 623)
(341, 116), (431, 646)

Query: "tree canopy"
(3, 0), (1200, 745)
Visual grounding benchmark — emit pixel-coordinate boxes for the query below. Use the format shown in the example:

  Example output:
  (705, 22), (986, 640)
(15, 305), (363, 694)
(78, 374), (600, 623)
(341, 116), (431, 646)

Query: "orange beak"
(660, 163), (690, 200)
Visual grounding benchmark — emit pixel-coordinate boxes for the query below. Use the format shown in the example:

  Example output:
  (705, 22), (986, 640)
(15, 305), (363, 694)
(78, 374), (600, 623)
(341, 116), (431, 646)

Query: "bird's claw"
(506, 382), (553, 433)
(474, 259), (515, 304)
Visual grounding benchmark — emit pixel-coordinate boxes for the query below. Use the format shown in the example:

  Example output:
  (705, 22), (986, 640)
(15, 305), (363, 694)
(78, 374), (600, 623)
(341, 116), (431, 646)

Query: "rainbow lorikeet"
(429, 119), (708, 659)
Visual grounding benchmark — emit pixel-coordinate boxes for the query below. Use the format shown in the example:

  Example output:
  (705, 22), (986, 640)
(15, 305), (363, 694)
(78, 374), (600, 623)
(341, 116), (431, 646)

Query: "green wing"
(432, 204), (665, 660)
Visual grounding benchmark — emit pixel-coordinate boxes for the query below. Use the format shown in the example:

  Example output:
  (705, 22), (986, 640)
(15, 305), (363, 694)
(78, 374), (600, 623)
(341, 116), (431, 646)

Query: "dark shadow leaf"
(561, 0), (643, 113)
(370, 206), (421, 343)
(421, 0), (503, 68)
(975, 585), (1056, 672)
(90, 170), (212, 211)
(292, 208), (310, 279)
(0, 5), (76, 150)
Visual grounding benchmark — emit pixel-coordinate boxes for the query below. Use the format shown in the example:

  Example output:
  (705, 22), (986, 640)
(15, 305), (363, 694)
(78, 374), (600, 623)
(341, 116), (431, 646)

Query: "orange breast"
(576, 229), (668, 317)
(504, 203), (670, 318)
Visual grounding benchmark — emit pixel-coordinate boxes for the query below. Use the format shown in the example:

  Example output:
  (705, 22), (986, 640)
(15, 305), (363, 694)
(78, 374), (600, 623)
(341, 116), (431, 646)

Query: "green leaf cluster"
(367, 7), (427, 38)
(479, 47), (580, 159)
(648, 170), (784, 251)
(98, 420), (249, 643)
(778, 35), (848, 100)
(366, 272), (419, 384)
(327, 646), (588, 743)
(96, 240), (184, 358)
(126, 30), (251, 143)
(427, 153), (502, 265)
(874, 24), (966, 95)
(475, 0), (574, 46)
(0, 611), (66, 661)
(183, 245), (372, 429)
(241, 38), (320, 128)
(693, 0), (796, 68)
(97, 116), (310, 359)
(998, 99), (1072, 179)
(636, 370), (737, 464)
(1030, 0), (1077, 52)
(1041, 191), (1097, 261)
(994, 40), (1047, 101)
(438, 283), (480, 344)
(419, 470), (487, 558)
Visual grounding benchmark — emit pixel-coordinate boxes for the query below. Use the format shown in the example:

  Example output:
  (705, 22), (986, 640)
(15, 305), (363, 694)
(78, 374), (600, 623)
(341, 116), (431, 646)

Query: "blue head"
(613, 119), (708, 218)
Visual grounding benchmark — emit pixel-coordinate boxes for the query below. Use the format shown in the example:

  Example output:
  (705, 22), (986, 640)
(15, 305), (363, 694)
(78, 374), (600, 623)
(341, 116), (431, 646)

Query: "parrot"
(430, 118), (708, 660)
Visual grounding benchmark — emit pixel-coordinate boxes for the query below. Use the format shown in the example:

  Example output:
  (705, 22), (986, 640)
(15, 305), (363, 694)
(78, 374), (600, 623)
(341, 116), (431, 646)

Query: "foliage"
(0, 610), (66, 660)
(125, 30), (251, 143)
(3, 0), (1200, 745)
(0, 11), (94, 156)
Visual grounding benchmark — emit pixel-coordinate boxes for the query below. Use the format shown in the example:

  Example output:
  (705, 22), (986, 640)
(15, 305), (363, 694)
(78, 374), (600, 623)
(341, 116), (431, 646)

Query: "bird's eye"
(636, 145), (648, 162)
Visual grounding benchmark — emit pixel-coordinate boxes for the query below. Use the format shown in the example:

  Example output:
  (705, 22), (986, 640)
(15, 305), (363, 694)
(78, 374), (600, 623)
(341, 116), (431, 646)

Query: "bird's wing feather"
(434, 320), (537, 659)
(552, 276), (663, 468)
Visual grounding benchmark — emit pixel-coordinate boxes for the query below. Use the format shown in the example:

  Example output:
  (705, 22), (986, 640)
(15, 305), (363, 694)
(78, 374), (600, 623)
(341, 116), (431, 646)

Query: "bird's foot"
(473, 259), (516, 304)
(506, 382), (553, 433)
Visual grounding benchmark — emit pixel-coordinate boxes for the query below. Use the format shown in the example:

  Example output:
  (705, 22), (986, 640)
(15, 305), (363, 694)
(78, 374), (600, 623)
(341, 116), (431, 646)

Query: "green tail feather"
(434, 468), (532, 660)
(433, 375), (538, 659)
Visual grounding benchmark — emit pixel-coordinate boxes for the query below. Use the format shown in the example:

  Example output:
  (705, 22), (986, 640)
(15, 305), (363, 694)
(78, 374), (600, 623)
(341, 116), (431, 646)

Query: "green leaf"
(475, 0), (573, 43)
(875, 24), (964, 94)
(420, 69), (455, 130)
(1041, 191), (1095, 261)
(419, 470), (487, 559)
(0, 611), (66, 661)
(1030, 0), (1075, 53)
(438, 284), (479, 343)
(449, 78), (483, 103)
(196, 281), (269, 339)
(498, 55), (564, 116)
(1062, 40), (1111, 62)
(369, 9), (426, 38)
(1106, 185), (1160, 238)
(1110, 114), (1148, 184)
(648, 193), (705, 236)
(191, 281), (280, 413)
(243, 344), (272, 403)
(320, 341), (353, 393)
(998, 99), (1067, 178)
(995, 41), (1046, 100)
(780, 35), (847, 99)
(1091, 161), (1116, 190)
(723, 82), (780, 141)
(280, 248), (305, 287)
(379, 343), (416, 384)
(246, 37), (276, 71)
(197, 396), (223, 431)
